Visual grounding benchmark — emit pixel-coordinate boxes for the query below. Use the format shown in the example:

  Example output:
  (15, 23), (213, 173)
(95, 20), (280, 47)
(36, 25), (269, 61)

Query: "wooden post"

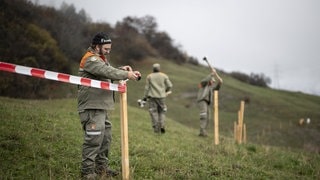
(214, 90), (219, 145)
(237, 110), (241, 143)
(120, 90), (129, 180)
(237, 124), (242, 144)
(239, 101), (245, 144)
(235, 101), (246, 144)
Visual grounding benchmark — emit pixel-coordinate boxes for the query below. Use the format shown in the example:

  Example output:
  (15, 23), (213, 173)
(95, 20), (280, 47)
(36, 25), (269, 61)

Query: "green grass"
(1, 59), (320, 179)
(0, 98), (81, 179)
(0, 97), (319, 179)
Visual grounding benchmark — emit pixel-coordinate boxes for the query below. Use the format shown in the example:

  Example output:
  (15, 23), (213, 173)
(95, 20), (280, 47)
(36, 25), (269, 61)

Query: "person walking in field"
(77, 32), (141, 179)
(197, 68), (223, 137)
(143, 63), (173, 133)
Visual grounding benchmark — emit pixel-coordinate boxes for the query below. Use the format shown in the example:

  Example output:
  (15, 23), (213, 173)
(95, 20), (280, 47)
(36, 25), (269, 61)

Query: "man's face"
(98, 44), (112, 57)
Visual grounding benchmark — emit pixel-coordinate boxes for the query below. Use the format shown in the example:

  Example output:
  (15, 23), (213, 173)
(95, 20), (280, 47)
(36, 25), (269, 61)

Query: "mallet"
(203, 56), (223, 83)
(203, 56), (215, 72)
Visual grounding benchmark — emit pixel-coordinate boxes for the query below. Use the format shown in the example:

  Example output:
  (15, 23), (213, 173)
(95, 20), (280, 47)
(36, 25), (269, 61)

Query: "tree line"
(0, 0), (270, 99)
(0, 0), (199, 98)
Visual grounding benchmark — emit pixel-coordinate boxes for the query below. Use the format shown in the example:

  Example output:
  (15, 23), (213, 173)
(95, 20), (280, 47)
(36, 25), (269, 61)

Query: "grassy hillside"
(0, 97), (319, 179)
(1, 58), (320, 179)
(127, 59), (320, 151)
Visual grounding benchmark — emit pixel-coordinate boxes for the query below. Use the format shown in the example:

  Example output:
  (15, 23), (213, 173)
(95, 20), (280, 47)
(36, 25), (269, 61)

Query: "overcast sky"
(36, 0), (320, 96)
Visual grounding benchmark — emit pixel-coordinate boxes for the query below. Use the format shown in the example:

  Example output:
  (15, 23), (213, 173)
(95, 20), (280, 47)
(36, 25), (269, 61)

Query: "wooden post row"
(234, 101), (246, 144)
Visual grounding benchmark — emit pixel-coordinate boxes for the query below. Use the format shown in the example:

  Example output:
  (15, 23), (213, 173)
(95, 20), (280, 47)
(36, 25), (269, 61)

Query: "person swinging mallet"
(196, 57), (223, 140)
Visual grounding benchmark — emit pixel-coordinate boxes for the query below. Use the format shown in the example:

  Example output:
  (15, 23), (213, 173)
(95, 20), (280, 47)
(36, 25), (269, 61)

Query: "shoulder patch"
(88, 56), (98, 62)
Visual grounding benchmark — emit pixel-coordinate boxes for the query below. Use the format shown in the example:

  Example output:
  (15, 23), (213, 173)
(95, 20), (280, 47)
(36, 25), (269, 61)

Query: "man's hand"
(166, 91), (172, 96)
(127, 71), (141, 81)
(217, 76), (223, 84)
(211, 68), (223, 84)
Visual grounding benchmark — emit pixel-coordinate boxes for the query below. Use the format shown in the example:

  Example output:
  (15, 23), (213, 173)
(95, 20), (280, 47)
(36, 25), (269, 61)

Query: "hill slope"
(1, 58), (320, 179)
(127, 59), (320, 152)
(0, 96), (319, 179)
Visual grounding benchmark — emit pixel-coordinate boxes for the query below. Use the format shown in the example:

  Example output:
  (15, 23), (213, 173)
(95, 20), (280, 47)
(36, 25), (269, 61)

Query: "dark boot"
(199, 129), (208, 137)
(81, 172), (97, 180)
(153, 125), (160, 133)
(106, 168), (119, 177)
(160, 127), (166, 134)
(96, 165), (119, 177)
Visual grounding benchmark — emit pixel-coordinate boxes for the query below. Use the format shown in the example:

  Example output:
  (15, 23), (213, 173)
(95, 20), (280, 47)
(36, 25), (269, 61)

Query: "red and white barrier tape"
(0, 61), (126, 93)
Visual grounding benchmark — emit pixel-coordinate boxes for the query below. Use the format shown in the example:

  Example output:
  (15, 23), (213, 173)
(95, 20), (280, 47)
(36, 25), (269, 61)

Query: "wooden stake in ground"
(235, 101), (246, 144)
(120, 90), (129, 180)
(239, 101), (245, 144)
(214, 90), (219, 145)
(236, 110), (241, 143)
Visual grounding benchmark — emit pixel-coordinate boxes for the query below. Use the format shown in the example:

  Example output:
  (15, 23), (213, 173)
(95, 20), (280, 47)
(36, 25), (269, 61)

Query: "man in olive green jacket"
(197, 68), (223, 137)
(143, 63), (173, 133)
(78, 32), (141, 179)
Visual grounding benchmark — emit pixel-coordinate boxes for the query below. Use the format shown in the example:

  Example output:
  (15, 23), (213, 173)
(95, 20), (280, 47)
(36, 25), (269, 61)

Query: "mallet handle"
(203, 57), (223, 83)
(203, 57), (215, 72)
